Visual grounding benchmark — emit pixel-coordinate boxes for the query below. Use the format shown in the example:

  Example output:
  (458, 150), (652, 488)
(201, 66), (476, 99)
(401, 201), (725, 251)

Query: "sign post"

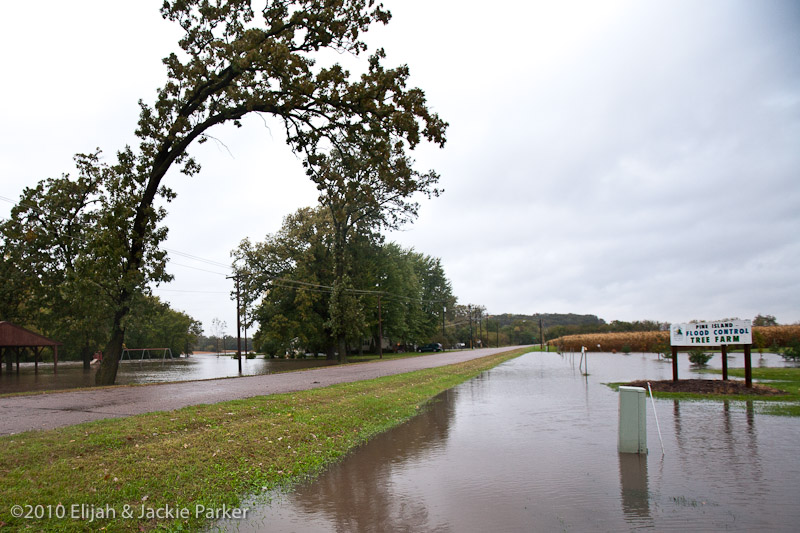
(744, 344), (752, 387)
(671, 346), (678, 382)
(721, 345), (728, 381)
(669, 319), (753, 387)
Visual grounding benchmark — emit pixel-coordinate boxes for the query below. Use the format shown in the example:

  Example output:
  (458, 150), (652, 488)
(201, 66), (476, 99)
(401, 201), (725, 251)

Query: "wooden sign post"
(669, 319), (753, 388)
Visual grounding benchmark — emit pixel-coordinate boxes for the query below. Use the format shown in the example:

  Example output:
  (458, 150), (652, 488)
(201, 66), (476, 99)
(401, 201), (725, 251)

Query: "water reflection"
(215, 352), (800, 532)
(294, 390), (455, 532)
(667, 397), (769, 527)
(618, 453), (652, 528)
(0, 355), (336, 394)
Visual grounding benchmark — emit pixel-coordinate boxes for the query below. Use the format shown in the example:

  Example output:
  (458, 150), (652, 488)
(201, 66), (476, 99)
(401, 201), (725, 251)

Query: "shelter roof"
(0, 321), (62, 347)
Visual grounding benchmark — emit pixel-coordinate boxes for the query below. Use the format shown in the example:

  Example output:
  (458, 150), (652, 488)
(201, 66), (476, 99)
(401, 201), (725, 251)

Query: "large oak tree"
(41, 0), (446, 384)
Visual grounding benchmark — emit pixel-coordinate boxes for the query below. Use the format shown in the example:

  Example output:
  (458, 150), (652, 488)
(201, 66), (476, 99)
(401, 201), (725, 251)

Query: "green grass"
(0, 347), (530, 532)
(608, 366), (800, 416)
(719, 367), (800, 416)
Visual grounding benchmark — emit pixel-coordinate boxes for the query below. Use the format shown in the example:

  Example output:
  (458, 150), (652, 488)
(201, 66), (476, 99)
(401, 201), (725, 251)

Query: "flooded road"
(0, 354), (336, 394)
(216, 351), (800, 532)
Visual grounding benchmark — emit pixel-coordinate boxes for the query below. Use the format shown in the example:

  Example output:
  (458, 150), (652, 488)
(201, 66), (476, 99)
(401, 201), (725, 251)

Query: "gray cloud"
(1, 0), (798, 331)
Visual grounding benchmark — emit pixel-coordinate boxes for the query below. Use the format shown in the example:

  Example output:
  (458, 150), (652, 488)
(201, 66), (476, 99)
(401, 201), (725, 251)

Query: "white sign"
(670, 319), (752, 346)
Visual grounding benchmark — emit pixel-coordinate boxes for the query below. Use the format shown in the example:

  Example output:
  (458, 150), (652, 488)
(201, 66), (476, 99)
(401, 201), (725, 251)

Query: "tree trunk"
(337, 335), (348, 364)
(96, 312), (125, 385)
(81, 342), (92, 370)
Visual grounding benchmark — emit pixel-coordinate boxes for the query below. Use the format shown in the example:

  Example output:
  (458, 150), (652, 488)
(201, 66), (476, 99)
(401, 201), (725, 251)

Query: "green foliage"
(233, 207), (454, 358)
(506, 318), (537, 345)
(445, 305), (500, 348)
(124, 294), (202, 356)
(327, 275), (366, 348)
(306, 138), (446, 360)
(233, 208), (335, 356)
(4, 0), (446, 383)
(0, 152), (176, 362)
(753, 330), (767, 353)
(654, 343), (673, 359)
(782, 339), (800, 361)
(687, 348), (713, 366)
(545, 317), (668, 339)
(753, 314), (779, 327)
(0, 156), (108, 361)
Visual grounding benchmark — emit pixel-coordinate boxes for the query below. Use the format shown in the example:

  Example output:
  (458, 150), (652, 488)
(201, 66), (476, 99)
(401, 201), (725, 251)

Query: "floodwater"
(215, 351), (800, 532)
(0, 354), (336, 394)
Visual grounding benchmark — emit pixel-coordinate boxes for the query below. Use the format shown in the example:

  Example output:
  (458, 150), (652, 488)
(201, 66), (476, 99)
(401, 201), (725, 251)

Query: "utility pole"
(478, 309), (483, 348)
(243, 289), (248, 356)
(227, 273), (242, 373)
(468, 304), (474, 349)
(442, 304), (446, 349)
(377, 295), (383, 359)
(539, 318), (544, 351)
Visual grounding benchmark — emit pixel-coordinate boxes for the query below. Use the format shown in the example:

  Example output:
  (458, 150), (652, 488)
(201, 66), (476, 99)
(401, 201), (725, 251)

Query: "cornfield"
(548, 325), (800, 353)
(752, 325), (800, 348)
(548, 331), (667, 353)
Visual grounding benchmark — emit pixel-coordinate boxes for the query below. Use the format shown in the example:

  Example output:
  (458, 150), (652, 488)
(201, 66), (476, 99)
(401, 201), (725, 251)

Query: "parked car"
(418, 343), (443, 353)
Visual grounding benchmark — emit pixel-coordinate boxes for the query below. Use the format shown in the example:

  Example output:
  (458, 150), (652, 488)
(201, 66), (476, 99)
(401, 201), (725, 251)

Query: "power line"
(169, 261), (229, 276)
(265, 276), (447, 305)
(3, 189), (236, 274)
(3, 190), (450, 307)
(165, 248), (232, 269)
(152, 288), (229, 294)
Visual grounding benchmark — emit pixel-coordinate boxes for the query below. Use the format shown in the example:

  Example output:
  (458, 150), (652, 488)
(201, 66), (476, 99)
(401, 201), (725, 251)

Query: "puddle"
(0, 354), (336, 394)
(213, 351), (800, 532)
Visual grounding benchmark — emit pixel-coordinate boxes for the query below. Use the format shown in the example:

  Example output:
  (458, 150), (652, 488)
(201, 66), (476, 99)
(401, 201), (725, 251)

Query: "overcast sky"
(1, 0), (798, 334)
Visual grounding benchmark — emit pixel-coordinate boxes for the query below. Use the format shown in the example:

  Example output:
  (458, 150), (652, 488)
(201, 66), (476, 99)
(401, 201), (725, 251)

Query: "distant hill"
(492, 313), (604, 328)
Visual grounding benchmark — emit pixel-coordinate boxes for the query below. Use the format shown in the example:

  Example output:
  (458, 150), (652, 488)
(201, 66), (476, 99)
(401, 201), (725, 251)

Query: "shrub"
(782, 339), (800, 361)
(653, 343), (673, 360)
(688, 348), (713, 366)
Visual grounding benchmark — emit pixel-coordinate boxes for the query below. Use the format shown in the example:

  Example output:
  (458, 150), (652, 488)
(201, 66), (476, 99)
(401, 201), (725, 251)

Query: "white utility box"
(618, 386), (647, 454)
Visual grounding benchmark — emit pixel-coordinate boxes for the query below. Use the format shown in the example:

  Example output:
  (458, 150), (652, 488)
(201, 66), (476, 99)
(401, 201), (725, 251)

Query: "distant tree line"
(449, 314), (668, 348)
(544, 319), (670, 340)
(193, 333), (254, 354)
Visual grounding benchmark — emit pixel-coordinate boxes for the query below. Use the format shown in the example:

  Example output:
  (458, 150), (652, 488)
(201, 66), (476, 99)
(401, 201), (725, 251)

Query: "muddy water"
(215, 352), (800, 532)
(0, 354), (336, 394)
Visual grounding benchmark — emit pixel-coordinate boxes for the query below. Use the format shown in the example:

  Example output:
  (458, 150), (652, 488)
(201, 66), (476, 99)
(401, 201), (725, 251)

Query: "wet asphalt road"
(0, 347), (519, 436)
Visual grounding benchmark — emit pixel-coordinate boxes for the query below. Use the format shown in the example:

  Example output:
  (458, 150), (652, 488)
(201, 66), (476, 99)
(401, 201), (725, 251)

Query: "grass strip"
(607, 366), (800, 417)
(714, 367), (800, 416)
(0, 347), (529, 532)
